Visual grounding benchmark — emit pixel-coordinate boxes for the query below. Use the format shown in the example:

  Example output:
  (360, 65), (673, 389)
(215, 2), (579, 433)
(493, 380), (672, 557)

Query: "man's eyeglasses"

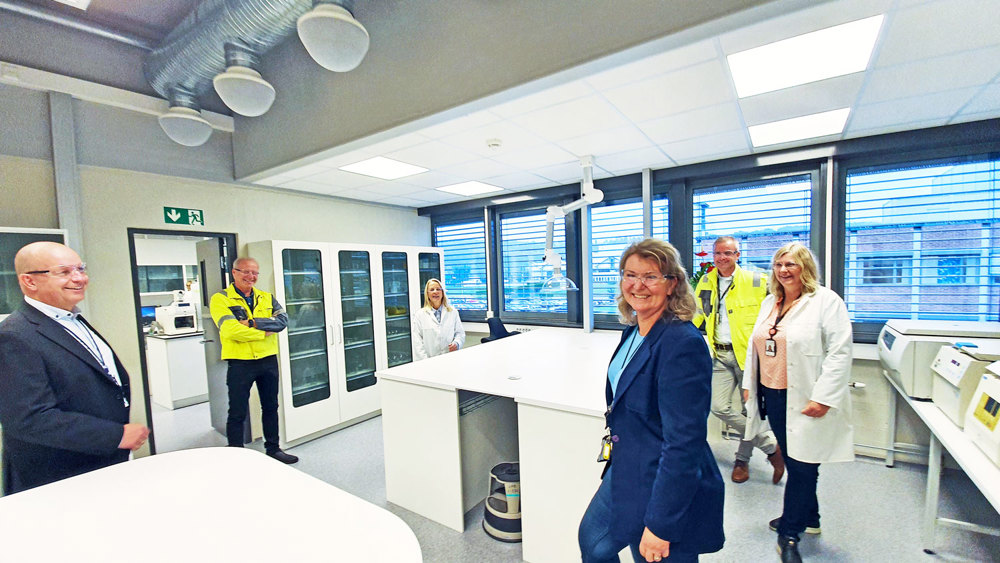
(621, 272), (674, 287)
(25, 263), (88, 278)
(233, 268), (259, 277)
(713, 251), (738, 257)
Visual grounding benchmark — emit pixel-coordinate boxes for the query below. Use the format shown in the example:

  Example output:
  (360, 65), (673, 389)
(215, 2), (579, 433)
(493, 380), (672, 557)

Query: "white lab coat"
(742, 286), (855, 464)
(412, 306), (465, 361)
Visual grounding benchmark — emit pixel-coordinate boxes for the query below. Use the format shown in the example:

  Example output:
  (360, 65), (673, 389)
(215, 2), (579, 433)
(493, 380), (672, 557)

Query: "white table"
(0, 447), (421, 562)
(883, 374), (1000, 553)
(378, 328), (621, 563)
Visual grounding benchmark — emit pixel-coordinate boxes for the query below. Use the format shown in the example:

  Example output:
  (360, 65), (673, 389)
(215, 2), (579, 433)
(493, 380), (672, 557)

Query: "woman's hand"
(447, 342), (458, 352)
(638, 527), (670, 562)
(742, 389), (749, 403)
(801, 400), (830, 418)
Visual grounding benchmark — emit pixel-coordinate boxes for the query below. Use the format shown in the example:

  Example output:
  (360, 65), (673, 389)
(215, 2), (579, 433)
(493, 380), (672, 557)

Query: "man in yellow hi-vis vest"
(693, 236), (783, 484)
(210, 257), (297, 464)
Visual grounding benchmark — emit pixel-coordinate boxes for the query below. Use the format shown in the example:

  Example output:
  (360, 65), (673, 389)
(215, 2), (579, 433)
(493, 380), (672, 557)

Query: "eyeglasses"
(713, 251), (738, 257)
(621, 272), (674, 287)
(773, 261), (801, 270)
(25, 263), (88, 278)
(233, 268), (259, 277)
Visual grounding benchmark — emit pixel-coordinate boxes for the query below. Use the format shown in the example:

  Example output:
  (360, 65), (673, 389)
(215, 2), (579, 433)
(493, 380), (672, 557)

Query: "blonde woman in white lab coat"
(413, 279), (465, 361)
(741, 242), (853, 563)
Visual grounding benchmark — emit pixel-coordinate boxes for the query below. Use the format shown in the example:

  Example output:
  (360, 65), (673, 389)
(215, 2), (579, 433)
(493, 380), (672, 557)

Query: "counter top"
(146, 331), (204, 340)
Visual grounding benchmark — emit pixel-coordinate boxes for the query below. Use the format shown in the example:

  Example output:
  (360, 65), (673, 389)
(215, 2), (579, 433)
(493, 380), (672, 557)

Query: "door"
(381, 251), (412, 368)
(332, 246), (381, 420)
(197, 237), (238, 439)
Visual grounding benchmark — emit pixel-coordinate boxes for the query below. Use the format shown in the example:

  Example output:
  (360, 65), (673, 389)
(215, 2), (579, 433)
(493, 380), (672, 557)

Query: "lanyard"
(621, 330), (642, 367)
(768, 298), (797, 337)
(716, 278), (733, 311)
(62, 319), (109, 373)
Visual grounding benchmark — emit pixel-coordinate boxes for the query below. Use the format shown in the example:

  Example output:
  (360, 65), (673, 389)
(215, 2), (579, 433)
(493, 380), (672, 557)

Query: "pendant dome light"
(213, 41), (276, 117)
(297, 0), (370, 72)
(158, 86), (214, 147)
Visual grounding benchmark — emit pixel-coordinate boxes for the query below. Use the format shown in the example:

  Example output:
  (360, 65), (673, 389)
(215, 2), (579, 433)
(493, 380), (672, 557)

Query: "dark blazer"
(0, 301), (130, 494)
(604, 317), (724, 555)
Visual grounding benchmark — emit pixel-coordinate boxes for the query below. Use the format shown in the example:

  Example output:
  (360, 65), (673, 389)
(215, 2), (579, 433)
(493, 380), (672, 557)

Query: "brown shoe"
(731, 460), (749, 483)
(768, 445), (786, 484)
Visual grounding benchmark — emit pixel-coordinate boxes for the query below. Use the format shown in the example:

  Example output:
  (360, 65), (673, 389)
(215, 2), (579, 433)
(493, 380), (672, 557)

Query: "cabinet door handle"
(200, 339), (214, 344)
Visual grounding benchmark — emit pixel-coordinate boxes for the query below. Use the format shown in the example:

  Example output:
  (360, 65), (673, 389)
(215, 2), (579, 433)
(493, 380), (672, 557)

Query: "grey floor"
(151, 403), (1000, 562)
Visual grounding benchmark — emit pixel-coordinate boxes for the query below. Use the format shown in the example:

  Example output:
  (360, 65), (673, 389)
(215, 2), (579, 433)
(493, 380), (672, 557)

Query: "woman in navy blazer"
(579, 239), (724, 562)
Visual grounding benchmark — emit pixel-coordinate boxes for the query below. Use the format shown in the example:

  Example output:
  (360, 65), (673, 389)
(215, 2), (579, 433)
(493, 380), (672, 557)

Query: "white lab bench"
(884, 373), (1000, 553)
(145, 332), (209, 409)
(0, 447), (421, 562)
(378, 328), (620, 563)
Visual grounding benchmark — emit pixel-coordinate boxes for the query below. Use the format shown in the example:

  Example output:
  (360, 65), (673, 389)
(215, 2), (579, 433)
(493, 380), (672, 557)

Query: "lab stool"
(482, 462), (521, 542)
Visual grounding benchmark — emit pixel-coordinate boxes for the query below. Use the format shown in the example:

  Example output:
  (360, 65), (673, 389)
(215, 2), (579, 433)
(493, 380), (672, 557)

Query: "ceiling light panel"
(728, 15), (884, 98)
(338, 156), (428, 180)
(748, 108), (851, 147)
(53, 0), (91, 9)
(436, 181), (504, 196)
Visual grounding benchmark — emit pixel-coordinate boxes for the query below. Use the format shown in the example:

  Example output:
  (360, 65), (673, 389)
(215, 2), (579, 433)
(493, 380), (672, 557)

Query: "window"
(692, 175), (812, 275)
(860, 257), (909, 285)
(591, 201), (644, 318)
(500, 211), (567, 316)
(845, 156), (1000, 322)
(652, 196), (669, 240)
(138, 265), (185, 293)
(434, 220), (488, 313)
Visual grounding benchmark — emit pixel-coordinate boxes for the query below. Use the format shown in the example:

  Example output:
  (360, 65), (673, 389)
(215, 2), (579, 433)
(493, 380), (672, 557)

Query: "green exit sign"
(163, 206), (204, 226)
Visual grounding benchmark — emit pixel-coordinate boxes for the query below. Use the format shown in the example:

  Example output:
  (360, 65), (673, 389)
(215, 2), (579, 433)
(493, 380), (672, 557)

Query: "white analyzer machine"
(930, 343), (1000, 428)
(964, 361), (1000, 468)
(878, 319), (1000, 399)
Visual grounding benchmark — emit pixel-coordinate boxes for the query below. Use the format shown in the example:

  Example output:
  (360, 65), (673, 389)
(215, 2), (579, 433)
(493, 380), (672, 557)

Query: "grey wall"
(0, 83), (52, 160)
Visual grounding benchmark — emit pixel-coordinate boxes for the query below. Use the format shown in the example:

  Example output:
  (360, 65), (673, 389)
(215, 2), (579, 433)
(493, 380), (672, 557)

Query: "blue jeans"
(761, 385), (820, 540)
(579, 467), (698, 563)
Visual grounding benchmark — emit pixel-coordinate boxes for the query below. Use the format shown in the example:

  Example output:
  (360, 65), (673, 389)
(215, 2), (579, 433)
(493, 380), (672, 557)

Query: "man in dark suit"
(0, 241), (149, 494)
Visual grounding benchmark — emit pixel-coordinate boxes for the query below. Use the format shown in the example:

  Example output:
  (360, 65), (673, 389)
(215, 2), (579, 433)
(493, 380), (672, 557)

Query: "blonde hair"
(768, 242), (820, 300)
(616, 238), (696, 324)
(423, 278), (453, 312)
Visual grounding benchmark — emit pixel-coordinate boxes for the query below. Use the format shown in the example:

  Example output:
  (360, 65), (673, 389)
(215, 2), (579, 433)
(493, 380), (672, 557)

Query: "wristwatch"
(247, 318), (255, 328)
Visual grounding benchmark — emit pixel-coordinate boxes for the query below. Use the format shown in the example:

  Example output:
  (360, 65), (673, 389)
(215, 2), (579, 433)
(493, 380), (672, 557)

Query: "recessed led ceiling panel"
(339, 156), (428, 180)
(748, 108), (851, 147)
(435, 181), (504, 196)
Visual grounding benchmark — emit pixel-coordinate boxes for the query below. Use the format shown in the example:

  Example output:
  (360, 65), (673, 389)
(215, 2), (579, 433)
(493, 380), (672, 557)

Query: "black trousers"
(226, 356), (280, 452)
(761, 385), (820, 540)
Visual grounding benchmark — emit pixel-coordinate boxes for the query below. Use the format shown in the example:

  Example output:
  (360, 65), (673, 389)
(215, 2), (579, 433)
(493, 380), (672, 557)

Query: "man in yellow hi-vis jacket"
(693, 236), (782, 484)
(209, 257), (297, 464)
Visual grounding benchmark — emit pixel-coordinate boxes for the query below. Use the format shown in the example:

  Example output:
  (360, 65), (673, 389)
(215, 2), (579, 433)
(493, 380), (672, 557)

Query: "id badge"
(597, 434), (612, 462)
(765, 338), (776, 357)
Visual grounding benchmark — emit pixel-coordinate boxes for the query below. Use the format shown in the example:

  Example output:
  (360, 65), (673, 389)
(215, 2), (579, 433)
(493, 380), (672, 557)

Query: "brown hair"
(616, 238), (696, 324)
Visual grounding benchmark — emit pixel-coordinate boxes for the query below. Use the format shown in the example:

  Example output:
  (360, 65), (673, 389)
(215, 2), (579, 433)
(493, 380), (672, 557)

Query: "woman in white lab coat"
(412, 279), (465, 361)
(741, 242), (853, 563)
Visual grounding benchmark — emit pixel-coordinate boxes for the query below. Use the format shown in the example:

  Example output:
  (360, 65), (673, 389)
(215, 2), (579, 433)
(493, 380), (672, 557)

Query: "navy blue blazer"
(604, 317), (724, 554)
(0, 301), (130, 494)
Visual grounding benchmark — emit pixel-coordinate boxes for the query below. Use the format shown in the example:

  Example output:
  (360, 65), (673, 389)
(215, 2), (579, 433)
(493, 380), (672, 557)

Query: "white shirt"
(715, 275), (733, 344)
(24, 297), (126, 397)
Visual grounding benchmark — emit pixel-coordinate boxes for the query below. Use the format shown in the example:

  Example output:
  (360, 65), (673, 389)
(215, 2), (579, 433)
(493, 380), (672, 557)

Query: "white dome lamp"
(297, 0), (370, 72)
(213, 41), (276, 117)
(158, 86), (213, 147)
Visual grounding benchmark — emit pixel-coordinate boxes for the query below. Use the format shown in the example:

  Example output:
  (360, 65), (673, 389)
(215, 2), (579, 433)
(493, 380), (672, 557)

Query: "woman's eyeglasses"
(620, 272), (674, 287)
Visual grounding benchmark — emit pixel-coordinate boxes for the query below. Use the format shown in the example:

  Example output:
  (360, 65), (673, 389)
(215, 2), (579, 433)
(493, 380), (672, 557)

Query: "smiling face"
(773, 252), (803, 295)
(232, 259), (259, 294)
(17, 243), (88, 311)
(712, 239), (740, 277)
(620, 254), (676, 323)
(426, 281), (444, 308)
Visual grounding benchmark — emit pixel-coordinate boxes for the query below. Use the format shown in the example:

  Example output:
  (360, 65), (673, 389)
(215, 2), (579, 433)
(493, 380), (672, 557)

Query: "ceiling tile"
(597, 146), (673, 176)
(534, 161), (588, 185)
(418, 110), (503, 139)
(360, 132), (432, 155)
(374, 195), (435, 207)
(738, 74), (865, 126)
(659, 130), (750, 164)
(440, 158), (517, 179)
(490, 80), (593, 118)
(876, 0), (1000, 67)
(438, 120), (547, 157)
(354, 181), (425, 197)
(280, 178), (347, 194)
(584, 39), (717, 91)
(277, 162), (336, 180)
(299, 168), (382, 189)
(637, 102), (743, 145)
(386, 140), (480, 169)
(959, 82), (1000, 116)
(602, 60), (734, 123)
(848, 87), (979, 133)
(489, 143), (577, 170)
(254, 173), (291, 187)
(510, 95), (630, 141)
(406, 189), (467, 204)
(556, 125), (652, 158)
(394, 170), (466, 189)
(482, 171), (551, 191)
(863, 46), (1000, 104)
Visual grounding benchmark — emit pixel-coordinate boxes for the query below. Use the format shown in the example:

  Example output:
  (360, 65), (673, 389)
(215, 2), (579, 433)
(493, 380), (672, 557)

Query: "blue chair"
(481, 317), (518, 343)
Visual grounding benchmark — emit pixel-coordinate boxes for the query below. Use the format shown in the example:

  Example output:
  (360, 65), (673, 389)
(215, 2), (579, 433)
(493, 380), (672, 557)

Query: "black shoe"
(776, 535), (802, 563)
(267, 449), (299, 464)
(769, 517), (821, 535)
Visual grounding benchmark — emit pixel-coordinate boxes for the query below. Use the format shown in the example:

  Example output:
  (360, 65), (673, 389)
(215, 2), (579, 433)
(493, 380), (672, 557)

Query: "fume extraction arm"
(540, 156), (603, 292)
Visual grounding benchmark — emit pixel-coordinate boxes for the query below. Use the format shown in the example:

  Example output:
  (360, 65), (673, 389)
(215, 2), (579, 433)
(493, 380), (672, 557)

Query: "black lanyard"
(768, 298), (797, 337)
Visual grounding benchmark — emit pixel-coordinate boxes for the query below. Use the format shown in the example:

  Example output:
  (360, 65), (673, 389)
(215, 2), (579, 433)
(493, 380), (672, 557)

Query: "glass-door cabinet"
(337, 250), (377, 392)
(381, 251), (412, 367)
(280, 249), (332, 407)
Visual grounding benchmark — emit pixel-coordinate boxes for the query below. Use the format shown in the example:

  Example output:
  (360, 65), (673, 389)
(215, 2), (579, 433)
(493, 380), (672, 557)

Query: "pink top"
(751, 300), (797, 390)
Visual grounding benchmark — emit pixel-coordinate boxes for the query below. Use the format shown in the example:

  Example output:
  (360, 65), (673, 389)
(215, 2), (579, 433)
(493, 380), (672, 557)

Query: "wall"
(133, 237), (200, 266)
(0, 156), (57, 229)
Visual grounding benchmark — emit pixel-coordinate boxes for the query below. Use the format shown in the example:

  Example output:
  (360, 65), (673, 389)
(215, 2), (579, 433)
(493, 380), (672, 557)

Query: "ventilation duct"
(144, 0), (368, 145)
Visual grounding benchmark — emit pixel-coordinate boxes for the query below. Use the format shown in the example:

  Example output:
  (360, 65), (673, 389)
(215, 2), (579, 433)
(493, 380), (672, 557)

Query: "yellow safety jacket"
(209, 284), (284, 360)
(692, 265), (767, 369)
